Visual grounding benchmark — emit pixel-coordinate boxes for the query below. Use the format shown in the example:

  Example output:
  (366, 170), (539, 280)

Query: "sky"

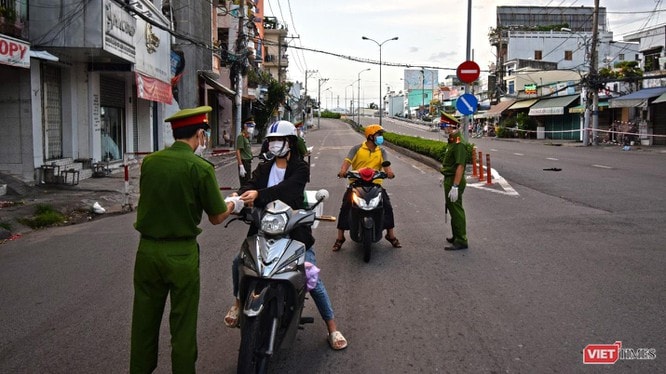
(263, 0), (666, 110)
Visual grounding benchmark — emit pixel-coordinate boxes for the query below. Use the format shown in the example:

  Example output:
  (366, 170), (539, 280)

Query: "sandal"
(328, 331), (348, 350)
(332, 238), (345, 252)
(224, 304), (240, 328)
(385, 234), (402, 248)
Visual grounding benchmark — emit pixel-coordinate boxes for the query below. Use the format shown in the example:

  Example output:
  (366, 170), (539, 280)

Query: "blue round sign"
(456, 93), (478, 115)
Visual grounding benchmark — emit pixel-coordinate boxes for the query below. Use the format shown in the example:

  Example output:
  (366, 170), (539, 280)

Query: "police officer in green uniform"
(441, 121), (468, 250)
(130, 106), (243, 373)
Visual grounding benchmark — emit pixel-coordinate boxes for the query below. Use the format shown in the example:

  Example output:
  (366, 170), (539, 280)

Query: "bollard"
(485, 153), (493, 185)
(477, 151), (484, 181)
(471, 147), (478, 177)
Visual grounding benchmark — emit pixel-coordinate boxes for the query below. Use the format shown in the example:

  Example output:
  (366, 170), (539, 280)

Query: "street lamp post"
(345, 82), (354, 115)
(362, 36), (399, 126)
(317, 78), (328, 129)
(357, 68), (370, 126)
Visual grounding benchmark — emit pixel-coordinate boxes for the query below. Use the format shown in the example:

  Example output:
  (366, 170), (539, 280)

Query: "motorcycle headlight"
(352, 192), (381, 211)
(261, 213), (288, 234)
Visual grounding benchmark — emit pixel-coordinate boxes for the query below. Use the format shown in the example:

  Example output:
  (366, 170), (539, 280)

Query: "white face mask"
(268, 140), (289, 157)
(194, 130), (209, 156)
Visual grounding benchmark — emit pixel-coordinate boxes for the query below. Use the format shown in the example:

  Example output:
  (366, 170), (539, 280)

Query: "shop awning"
(199, 72), (236, 98)
(568, 101), (609, 113)
(651, 92), (666, 104)
(507, 99), (538, 110)
(609, 87), (666, 108)
(528, 95), (579, 116)
(477, 99), (516, 118)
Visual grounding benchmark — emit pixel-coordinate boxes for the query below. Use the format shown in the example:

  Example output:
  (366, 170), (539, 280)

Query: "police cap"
(165, 106), (212, 129)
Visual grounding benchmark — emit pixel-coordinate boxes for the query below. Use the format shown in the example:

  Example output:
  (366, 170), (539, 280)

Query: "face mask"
(194, 130), (209, 156)
(268, 140), (289, 157)
(374, 135), (384, 146)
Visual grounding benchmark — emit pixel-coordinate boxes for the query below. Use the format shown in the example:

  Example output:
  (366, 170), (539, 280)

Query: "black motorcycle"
(344, 161), (391, 263)
(228, 190), (330, 374)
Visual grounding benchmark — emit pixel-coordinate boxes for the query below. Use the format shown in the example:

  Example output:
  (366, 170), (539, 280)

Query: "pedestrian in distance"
(223, 120), (348, 350)
(130, 105), (244, 373)
(236, 120), (253, 186)
(332, 124), (401, 251)
(440, 122), (468, 250)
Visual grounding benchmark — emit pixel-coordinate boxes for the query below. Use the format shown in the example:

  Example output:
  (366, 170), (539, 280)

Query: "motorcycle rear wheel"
(238, 316), (270, 374)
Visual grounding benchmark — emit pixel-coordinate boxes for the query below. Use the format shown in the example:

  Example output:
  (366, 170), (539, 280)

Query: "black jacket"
(238, 156), (314, 248)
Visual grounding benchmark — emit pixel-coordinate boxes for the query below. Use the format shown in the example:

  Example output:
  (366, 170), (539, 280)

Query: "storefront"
(528, 95), (580, 140)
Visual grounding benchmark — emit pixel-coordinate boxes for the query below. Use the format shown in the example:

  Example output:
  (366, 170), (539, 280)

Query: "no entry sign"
(456, 60), (480, 84)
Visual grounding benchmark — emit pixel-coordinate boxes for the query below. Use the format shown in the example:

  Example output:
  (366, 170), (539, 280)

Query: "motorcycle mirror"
(381, 161), (391, 167)
(315, 189), (329, 202)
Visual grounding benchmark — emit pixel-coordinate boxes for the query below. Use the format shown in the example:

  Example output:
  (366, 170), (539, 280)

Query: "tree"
(247, 69), (291, 140)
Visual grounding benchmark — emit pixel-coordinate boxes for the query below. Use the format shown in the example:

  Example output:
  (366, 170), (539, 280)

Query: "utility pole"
(590, 0), (600, 145)
(234, 0), (248, 141)
(304, 69), (317, 125)
(317, 78), (328, 129)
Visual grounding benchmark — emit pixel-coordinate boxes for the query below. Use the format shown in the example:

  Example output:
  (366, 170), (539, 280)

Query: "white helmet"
(265, 120), (297, 138)
(265, 120), (297, 157)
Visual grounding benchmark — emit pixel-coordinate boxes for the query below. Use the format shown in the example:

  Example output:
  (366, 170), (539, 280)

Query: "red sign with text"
(583, 341), (621, 364)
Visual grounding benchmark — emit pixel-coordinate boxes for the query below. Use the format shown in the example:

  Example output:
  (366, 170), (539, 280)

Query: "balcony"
(0, 5), (27, 40)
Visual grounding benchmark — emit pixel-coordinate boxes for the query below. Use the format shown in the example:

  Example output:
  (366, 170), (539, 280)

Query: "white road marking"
(513, 153), (524, 156)
(592, 164), (612, 169)
(546, 157), (558, 161)
(466, 168), (520, 196)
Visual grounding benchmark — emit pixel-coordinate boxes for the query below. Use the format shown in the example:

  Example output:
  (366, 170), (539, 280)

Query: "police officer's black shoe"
(444, 243), (468, 251)
(446, 237), (454, 243)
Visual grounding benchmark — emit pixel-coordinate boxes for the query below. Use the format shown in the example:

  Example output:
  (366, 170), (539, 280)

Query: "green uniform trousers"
(444, 178), (468, 246)
(130, 239), (200, 374)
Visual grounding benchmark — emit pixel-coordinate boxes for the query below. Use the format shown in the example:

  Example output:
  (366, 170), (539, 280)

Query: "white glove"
(448, 186), (459, 203)
(225, 196), (244, 214)
(239, 164), (247, 177)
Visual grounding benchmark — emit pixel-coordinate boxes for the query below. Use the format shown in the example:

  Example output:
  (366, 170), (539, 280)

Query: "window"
(534, 50), (542, 60)
(564, 51), (573, 61)
(508, 81), (515, 95)
(619, 53), (624, 61)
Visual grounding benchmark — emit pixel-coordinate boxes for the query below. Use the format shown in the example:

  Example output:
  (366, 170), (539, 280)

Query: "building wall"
(0, 65), (33, 181)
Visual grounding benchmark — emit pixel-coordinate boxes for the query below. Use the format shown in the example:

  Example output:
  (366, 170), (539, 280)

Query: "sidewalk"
(0, 145), (250, 241)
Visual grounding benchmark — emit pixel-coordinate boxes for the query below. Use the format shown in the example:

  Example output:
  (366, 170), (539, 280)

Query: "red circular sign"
(456, 60), (480, 84)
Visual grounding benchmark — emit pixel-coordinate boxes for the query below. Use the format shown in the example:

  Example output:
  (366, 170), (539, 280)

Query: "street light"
(357, 68), (371, 125)
(345, 82), (354, 115)
(362, 35), (399, 126)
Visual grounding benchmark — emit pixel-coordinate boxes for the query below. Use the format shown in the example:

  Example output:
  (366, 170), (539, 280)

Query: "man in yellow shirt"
(332, 124), (401, 251)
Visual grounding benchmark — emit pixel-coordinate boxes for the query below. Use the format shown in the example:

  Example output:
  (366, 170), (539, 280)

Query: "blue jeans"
(232, 246), (335, 322)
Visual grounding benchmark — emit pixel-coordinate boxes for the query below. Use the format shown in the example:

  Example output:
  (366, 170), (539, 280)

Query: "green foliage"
(18, 204), (66, 229)
(318, 110), (341, 119)
(382, 132), (475, 164)
(515, 112), (538, 139)
(252, 76), (291, 140)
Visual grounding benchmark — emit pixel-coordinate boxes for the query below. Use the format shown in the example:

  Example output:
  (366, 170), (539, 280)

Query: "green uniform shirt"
(236, 134), (252, 160)
(134, 141), (226, 239)
(441, 133), (467, 177)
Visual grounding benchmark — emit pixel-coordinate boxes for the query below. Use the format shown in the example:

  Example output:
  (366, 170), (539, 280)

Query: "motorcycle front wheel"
(237, 315), (270, 374)
(362, 227), (372, 263)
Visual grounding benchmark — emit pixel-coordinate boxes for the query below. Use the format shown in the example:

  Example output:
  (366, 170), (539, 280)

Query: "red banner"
(136, 73), (173, 104)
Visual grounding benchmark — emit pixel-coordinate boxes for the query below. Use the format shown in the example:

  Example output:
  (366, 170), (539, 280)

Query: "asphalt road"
(0, 117), (663, 373)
